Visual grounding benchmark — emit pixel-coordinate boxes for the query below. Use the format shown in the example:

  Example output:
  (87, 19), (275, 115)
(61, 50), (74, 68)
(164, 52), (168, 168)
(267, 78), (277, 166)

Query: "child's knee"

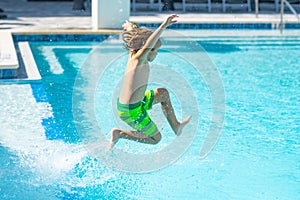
(157, 88), (170, 100)
(159, 88), (169, 96)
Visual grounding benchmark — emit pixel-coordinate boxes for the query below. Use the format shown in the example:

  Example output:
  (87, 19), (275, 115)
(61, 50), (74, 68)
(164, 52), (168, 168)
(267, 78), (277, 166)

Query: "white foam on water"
(0, 84), (114, 188)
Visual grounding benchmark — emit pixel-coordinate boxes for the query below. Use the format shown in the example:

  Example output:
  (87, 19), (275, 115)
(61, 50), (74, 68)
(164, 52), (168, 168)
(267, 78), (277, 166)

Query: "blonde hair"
(122, 21), (154, 52)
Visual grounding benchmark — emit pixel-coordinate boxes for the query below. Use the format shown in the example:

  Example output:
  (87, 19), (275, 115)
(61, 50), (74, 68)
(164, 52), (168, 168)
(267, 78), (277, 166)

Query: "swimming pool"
(1, 30), (299, 199)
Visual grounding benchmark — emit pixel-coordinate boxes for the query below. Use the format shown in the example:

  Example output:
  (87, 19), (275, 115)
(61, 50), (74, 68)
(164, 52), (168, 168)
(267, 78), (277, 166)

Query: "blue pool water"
(1, 30), (299, 199)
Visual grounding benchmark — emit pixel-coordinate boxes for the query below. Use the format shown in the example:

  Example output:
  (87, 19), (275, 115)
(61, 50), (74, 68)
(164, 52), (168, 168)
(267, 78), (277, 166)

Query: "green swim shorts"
(117, 90), (158, 136)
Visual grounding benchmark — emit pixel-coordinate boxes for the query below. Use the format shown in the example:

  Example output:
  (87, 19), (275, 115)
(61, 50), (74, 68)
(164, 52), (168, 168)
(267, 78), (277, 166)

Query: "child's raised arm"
(135, 14), (178, 60)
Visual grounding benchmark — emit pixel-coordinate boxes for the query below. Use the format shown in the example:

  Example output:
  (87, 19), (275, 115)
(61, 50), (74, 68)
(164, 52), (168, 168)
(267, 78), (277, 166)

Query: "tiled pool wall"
(12, 34), (113, 43)
(9, 23), (300, 43)
(1, 22), (299, 80)
(10, 22), (300, 42)
(0, 43), (22, 80)
(141, 23), (300, 29)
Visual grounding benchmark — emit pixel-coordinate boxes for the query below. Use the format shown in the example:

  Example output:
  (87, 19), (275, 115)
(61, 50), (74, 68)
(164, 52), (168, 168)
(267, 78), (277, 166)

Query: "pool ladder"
(279, 0), (300, 33)
(255, 0), (300, 32)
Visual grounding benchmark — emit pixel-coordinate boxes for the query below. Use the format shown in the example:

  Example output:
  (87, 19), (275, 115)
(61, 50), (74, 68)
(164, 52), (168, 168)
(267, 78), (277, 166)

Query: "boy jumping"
(110, 14), (191, 149)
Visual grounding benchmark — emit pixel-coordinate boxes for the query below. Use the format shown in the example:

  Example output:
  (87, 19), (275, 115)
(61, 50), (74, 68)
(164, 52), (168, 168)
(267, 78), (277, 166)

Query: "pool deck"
(0, 0), (299, 33)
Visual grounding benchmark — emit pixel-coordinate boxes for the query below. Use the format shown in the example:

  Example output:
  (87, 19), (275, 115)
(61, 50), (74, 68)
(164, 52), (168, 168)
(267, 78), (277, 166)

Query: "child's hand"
(162, 14), (179, 28)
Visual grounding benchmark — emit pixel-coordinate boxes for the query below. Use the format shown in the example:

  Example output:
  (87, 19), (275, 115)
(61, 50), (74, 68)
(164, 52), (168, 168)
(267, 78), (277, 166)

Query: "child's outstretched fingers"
(168, 14), (179, 23)
(163, 14), (179, 27)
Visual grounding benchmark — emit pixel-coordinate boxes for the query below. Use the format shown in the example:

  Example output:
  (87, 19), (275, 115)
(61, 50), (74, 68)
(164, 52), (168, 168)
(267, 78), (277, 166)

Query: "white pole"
(92, 0), (130, 30)
(280, 0), (284, 33)
(255, 0), (259, 18)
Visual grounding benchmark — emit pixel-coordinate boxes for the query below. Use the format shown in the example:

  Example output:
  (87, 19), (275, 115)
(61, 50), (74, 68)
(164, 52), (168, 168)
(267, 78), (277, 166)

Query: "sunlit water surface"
(0, 30), (299, 199)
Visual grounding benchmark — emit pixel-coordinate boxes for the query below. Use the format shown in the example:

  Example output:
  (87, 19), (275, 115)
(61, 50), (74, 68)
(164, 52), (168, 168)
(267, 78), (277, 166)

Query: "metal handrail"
(280, 0), (300, 33)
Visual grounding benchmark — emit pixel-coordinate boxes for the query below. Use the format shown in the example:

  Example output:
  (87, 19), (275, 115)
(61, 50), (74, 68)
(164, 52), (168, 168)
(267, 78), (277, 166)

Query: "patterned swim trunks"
(117, 90), (158, 136)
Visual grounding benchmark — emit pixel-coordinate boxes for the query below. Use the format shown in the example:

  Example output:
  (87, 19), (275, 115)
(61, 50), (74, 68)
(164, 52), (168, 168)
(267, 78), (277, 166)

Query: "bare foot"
(109, 128), (121, 150)
(175, 115), (192, 136)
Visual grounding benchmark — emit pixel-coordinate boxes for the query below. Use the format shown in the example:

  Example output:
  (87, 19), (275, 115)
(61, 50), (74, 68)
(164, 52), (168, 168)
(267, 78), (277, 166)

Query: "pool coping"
(0, 31), (19, 70)
(0, 41), (42, 84)
(18, 42), (41, 82)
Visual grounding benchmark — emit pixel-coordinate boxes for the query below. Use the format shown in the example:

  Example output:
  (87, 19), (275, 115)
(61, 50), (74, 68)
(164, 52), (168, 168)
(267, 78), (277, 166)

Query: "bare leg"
(153, 88), (192, 136)
(110, 128), (161, 149)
